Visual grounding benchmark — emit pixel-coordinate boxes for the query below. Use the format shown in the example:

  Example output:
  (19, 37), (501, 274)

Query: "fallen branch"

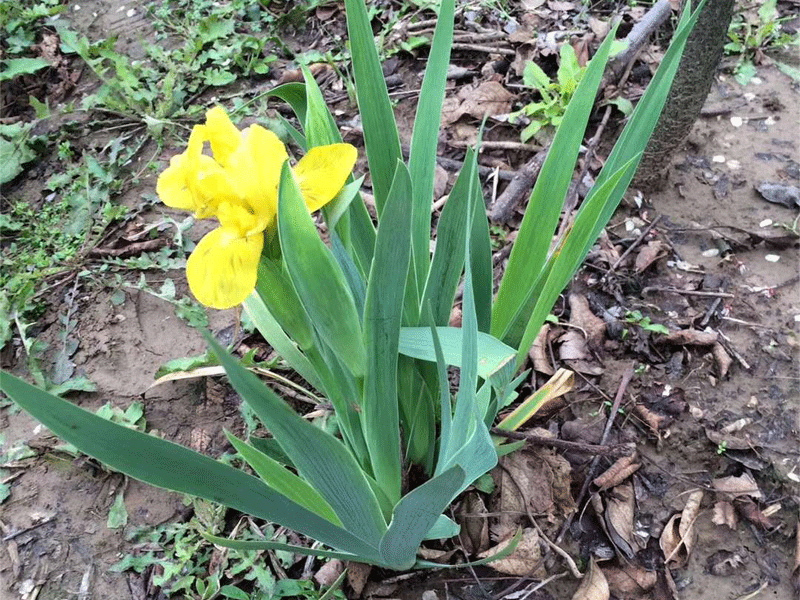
(488, 146), (549, 223)
(605, 0), (673, 84)
(490, 428), (629, 456)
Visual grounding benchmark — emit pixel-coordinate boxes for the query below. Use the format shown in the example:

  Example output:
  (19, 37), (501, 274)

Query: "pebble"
(760, 219), (773, 228)
(726, 159), (741, 170)
(765, 254), (781, 262)
(712, 155), (726, 163)
(702, 248), (720, 257)
(730, 116), (743, 127)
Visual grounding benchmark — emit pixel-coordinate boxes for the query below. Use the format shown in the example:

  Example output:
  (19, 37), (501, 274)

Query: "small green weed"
(725, 0), (800, 85)
(624, 310), (669, 335)
(113, 500), (346, 599)
(511, 44), (585, 142)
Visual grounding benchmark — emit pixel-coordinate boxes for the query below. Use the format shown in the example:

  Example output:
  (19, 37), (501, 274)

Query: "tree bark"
(634, 0), (736, 191)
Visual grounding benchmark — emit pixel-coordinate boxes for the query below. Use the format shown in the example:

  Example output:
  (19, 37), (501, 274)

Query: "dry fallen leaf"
(479, 528), (545, 577)
(634, 240), (665, 272)
(712, 342), (733, 378)
(568, 293), (606, 349)
(441, 81), (515, 125)
(496, 448), (575, 536)
(705, 549), (747, 576)
(571, 557), (609, 600)
(594, 454), (641, 490)
(604, 483), (638, 559)
(314, 559), (344, 587)
(660, 490), (703, 568)
(711, 501), (738, 529)
(529, 323), (555, 375)
(346, 561), (371, 597)
(559, 329), (590, 361)
(457, 490), (490, 555)
(713, 472), (763, 500)
(735, 497), (775, 529)
(604, 564), (657, 596)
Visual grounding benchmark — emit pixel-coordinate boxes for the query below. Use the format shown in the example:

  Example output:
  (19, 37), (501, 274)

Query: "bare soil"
(1, 2), (798, 600)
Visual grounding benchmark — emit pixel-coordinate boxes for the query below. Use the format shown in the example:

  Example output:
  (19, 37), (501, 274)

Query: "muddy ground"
(1, 1), (798, 599)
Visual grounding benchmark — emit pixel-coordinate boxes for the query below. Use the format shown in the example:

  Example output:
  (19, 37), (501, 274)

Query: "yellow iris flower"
(157, 107), (357, 309)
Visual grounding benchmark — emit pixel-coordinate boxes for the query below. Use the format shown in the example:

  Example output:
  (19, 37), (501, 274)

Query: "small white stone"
(117, 5), (125, 11)
(765, 116), (775, 126)
(765, 254), (780, 262)
(730, 116), (743, 127)
(751, 76), (763, 85)
(794, 314), (800, 323)
(33, 424), (43, 434)
(712, 154), (726, 163)
(760, 219), (773, 228)
(726, 159), (741, 170)
(625, 219), (635, 232)
(743, 92), (756, 101)
(127, 8), (135, 16)
(73, 3), (80, 9)
(702, 248), (720, 257)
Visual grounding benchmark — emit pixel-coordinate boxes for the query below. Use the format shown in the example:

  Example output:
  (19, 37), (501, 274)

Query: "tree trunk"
(634, 0), (736, 191)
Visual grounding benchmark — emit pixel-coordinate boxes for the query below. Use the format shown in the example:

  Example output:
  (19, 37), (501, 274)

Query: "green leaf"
(379, 465), (466, 570)
(0, 123), (38, 184)
(242, 293), (321, 391)
(523, 60), (552, 93)
(205, 335), (387, 550)
(263, 82), (308, 125)
(344, 0), (403, 215)
(277, 162), (366, 378)
(422, 148), (474, 326)
(254, 256), (314, 350)
(106, 490), (128, 529)
(514, 157), (639, 366)
(408, 0), (455, 293)
(362, 162), (412, 503)
(226, 432), (342, 525)
(469, 164), (493, 334)
(0, 58), (51, 81)
(436, 196), (498, 483)
(492, 25), (619, 347)
(0, 371), (371, 556)
(203, 533), (371, 564)
(398, 327), (515, 385)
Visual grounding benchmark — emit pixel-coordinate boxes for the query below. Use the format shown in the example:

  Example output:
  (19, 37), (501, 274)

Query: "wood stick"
(490, 428), (629, 456)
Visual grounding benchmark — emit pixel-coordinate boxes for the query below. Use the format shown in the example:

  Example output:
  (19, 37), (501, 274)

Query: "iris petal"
(205, 107), (241, 167)
(186, 227), (264, 310)
(294, 144), (358, 212)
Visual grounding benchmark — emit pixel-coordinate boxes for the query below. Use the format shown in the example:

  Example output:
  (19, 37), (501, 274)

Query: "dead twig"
(490, 428), (628, 456)
(605, 0), (673, 83)
(488, 146), (550, 223)
(607, 215), (663, 273)
(2, 516), (57, 541)
(642, 286), (735, 298)
(450, 139), (542, 153)
(87, 238), (167, 258)
(556, 363), (636, 544)
(451, 42), (516, 56)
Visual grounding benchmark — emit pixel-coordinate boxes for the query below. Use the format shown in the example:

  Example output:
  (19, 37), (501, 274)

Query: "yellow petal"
(205, 106), (241, 167)
(186, 227), (264, 309)
(157, 153), (195, 211)
(216, 201), (269, 238)
(294, 143), (357, 212)
(226, 124), (287, 220)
